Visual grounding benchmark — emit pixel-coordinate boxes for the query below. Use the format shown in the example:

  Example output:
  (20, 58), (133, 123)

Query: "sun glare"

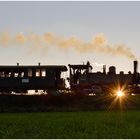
(117, 90), (124, 97)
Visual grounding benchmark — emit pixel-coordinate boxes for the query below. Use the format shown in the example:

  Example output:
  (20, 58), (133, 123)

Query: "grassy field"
(0, 111), (140, 138)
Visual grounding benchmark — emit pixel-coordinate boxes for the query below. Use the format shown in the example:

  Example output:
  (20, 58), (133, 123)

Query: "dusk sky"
(0, 1), (140, 73)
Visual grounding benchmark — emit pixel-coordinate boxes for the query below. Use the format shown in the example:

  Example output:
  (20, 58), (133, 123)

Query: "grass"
(0, 111), (140, 138)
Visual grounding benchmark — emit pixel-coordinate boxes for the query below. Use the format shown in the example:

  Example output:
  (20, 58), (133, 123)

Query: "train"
(0, 61), (140, 95)
(68, 60), (140, 95)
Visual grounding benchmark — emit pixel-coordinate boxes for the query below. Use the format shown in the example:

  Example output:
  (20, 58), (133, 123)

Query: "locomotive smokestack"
(134, 60), (138, 74)
(103, 65), (106, 74)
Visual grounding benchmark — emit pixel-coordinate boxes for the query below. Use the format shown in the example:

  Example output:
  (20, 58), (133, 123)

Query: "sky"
(0, 1), (140, 73)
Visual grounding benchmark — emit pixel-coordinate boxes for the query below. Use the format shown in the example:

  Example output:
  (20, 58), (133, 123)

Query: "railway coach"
(0, 63), (67, 94)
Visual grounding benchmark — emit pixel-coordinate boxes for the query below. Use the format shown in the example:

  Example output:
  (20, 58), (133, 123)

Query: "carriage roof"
(0, 65), (67, 71)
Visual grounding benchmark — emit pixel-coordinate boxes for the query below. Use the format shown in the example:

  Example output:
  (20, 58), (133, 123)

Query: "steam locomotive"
(0, 61), (140, 95)
(68, 60), (140, 95)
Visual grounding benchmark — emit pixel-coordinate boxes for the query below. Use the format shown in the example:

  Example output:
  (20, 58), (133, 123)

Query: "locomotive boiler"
(68, 61), (140, 95)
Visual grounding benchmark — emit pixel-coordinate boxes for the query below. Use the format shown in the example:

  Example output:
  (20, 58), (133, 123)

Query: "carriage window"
(35, 69), (46, 77)
(0, 72), (5, 77)
(28, 69), (32, 77)
(14, 72), (19, 77)
(7, 72), (11, 77)
(41, 69), (46, 77)
(36, 69), (40, 77)
(21, 72), (24, 77)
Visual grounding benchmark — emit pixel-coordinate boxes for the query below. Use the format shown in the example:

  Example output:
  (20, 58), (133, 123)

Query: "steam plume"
(0, 31), (10, 46)
(16, 32), (26, 44)
(93, 62), (104, 67)
(0, 31), (136, 60)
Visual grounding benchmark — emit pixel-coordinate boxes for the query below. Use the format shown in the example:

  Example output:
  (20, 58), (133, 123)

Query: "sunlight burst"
(116, 90), (124, 97)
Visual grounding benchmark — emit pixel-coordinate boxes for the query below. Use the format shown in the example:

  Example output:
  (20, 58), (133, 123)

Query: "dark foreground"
(0, 111), (140, 139)
(0, 94), (140, 112)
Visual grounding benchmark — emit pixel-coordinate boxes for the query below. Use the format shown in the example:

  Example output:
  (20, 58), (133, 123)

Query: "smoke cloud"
(93, 62), (104, 67)
(0, 31), (136, 60)
(0, 31), (10, 46)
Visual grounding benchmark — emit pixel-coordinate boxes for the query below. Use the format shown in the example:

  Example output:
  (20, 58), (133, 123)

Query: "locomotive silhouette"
(0, 61), (139, 95)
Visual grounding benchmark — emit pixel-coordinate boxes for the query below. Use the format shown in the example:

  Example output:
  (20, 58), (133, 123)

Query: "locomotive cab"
(68, 61), (93, 93)
(68, 62), (92, 85)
